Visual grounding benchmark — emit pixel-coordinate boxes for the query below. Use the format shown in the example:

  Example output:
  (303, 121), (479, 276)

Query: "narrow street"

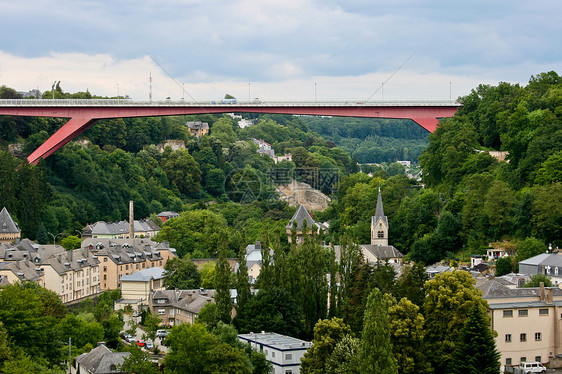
(122, 314), (168, 354)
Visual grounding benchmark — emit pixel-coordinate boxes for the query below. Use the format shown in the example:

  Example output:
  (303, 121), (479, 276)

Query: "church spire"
(371, 188), (388, 246)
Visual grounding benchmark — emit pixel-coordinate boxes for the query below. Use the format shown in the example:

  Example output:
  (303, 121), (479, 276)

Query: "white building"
(239, 332), (312, 374)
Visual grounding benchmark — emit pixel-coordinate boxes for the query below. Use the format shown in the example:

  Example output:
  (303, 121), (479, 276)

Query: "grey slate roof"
(120, 267), (166, 282)
(475, 277), (562, 299)
(157, 211), (180, 219)
(360, 244), (404, 260)
(186, 121), (209, 130)
(239, 332), (312, 350)
(0, 260), (43, 282)
(519, 253), (552, 266)
(0, 207), (19, 234)
(75, 344), (130, 374)
(88, 219), (160, 236)
(286, 204), (319, 230)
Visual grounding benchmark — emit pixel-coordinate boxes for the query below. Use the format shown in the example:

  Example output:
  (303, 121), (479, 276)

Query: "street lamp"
(182, 83), (185, 101)
(314, 82), (317, 102)
(48, 232), (62, 245)
(75, 229), (83, 239)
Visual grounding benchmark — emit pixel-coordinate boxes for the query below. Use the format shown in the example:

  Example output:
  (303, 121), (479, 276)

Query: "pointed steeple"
(374, 188), (387, 225)
(371, 189), (388, 246)
(0, 207), (20, 244)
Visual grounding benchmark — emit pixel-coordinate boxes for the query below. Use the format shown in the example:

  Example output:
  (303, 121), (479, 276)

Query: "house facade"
(238, 332), (312, 374)
(187, 121), (209, 138)
(119, 267), (167, 301)
(286, 205), (322, 244)
(150, 288), (216, 326)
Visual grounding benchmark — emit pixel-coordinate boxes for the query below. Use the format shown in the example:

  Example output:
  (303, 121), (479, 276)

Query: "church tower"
(371, 188), (388, 246)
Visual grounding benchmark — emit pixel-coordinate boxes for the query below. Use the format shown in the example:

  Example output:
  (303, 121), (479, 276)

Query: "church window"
(378, 231), (384, 238)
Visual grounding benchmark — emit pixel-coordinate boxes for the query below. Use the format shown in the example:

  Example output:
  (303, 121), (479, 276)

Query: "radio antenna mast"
(149, 72), (152, 103)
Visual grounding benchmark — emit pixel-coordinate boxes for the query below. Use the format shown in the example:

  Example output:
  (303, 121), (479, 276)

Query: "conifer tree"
(359, 288), (397, 374)
(235, 239), (251, 313)
(215, 241), (232, 324)
(450, 304), (501, 374)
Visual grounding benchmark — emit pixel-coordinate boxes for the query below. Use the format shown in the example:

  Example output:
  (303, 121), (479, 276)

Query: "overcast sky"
(0, 0), (560, 101)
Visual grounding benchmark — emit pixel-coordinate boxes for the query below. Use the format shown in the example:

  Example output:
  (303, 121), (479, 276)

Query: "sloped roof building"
(0, 207), (20, 244)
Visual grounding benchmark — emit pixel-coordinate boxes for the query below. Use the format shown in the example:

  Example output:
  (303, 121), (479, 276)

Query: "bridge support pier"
(28, 117), (98, 165)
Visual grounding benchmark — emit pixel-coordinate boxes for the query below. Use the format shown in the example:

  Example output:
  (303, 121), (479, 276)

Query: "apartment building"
(477, 278), (562, 368)
(150, 288), (216, 326)
(83, 238), (176, 290)
(0, 239), (100, 303)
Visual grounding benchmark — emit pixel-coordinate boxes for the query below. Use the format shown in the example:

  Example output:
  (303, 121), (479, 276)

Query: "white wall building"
(239, 332), (312, 374)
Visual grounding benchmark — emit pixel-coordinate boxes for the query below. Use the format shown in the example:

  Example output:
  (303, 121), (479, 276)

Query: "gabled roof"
(519, 253), (552, 266)
(286, 204), (318, 230)
(75, 344), (130, 374)
(89, 220), (160, 236)
(0, 207), (19, 234)
(360, 244), (404, 260)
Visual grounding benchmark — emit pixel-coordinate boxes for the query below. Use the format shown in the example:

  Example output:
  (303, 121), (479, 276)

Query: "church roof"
(372, 188), (388, 226)
(286, 204), (319, 230)
(0, 207), (19, 234)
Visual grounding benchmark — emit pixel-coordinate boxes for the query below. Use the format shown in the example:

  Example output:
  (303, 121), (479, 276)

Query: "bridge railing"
(0, 99), (461, 107)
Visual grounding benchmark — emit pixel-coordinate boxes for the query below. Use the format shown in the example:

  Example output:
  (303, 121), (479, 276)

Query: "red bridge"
(0, 99), (461, 165)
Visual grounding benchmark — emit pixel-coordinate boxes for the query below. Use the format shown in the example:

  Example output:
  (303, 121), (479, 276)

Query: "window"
(539, 308), (549, 315)
(535, 356), (542, 363)
(136, 264), (139, 269)
(285, 353), (292, 360)
(535, 332), (542, 341)
(272, 352), (275, 358)
(518, 309), (528, 317)
(506, 358), (512, 366)
(104, 257), (107, 262)
(103, 275), (106, 280)
(520, 333), (527, 342)
(503, 310), (513, 317)
(377, 231), (384, 238)
(125, 264), (129, 270)
(285, 371), (293, 374)
(158, 309), (165, 315)
(103, 266), (107, 271)
(505, 334), (512, 342)
(521, 357), (526, 363)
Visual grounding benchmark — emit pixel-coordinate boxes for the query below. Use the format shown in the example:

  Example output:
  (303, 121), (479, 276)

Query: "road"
(122, 314), (168, 354)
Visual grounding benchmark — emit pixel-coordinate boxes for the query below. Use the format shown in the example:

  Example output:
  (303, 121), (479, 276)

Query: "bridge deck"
(0, 99), (461, 164)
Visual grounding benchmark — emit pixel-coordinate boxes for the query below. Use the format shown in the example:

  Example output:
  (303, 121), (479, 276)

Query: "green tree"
(233, 287), (304, 338)
(156, 210), (229, 258)
(162, 149), (202, 196)
(534, 151), (562, 185)
(450, 305), (501, 374)
(522, 274), (554, 288)
(236, 244), (251, 314)
(121, 345), (159, 374)
(301, 317), (352, 374)
(516, 237), (547, 263)
(359, 288), (397, 374)
(200, 261), (216, 289)
(495, 257), (514, 277)
(36, 224), (49, 245)
(142, 310), (161, 345)
(387, 296), (431, 374)
(394, 262), (429, 308)
(61, 235), (81, 250)
(423, 271), (488, 374)
(325, 334), (361, 374)
(215, 242), (233, 324)
(163, 257), (201, 289)
(163, 323), (251, 374)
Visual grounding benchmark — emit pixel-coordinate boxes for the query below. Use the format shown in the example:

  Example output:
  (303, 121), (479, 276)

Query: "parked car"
(144, 341), (154, 350)
(137, 340), (145, 347)
(132, 311), (141, 317)
(127, 335), (136, 343)
(519, 362), (546, 373)
(157, 329), (169, 339)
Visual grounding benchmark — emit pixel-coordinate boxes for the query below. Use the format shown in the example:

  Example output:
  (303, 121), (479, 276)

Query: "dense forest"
(303, 116), (429, 163)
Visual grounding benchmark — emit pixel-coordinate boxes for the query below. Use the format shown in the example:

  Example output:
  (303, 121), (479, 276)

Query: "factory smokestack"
(129, 201), (134, 240)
